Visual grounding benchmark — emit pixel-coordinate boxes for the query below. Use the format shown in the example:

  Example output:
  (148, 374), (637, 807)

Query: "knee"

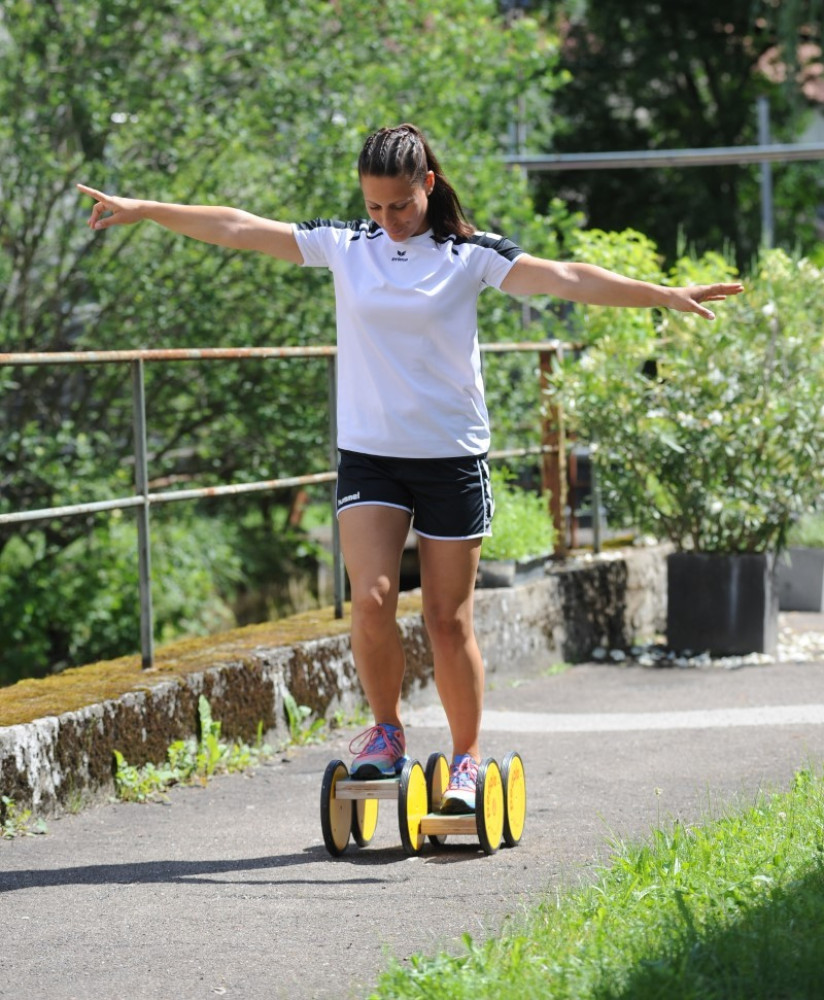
(424, 606), (474, 650)
(350, 576), (397, 630)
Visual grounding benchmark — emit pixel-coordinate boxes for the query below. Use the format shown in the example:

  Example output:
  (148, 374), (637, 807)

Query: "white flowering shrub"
(550, 242), (824, 553)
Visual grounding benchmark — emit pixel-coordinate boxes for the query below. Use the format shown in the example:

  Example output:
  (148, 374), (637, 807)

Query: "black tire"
(320, 759), (352, 857)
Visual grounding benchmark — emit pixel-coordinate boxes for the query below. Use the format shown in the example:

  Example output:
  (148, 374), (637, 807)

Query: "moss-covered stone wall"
(0, 547), (667, 819)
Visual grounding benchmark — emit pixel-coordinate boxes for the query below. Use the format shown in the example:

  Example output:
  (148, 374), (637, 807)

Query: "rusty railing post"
(131, 359), (155, 667)
(327, 355), (345, 618)
(539, 346), (567, 557)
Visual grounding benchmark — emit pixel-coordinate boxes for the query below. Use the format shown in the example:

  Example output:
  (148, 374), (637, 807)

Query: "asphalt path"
(3, 643), (824, 1000)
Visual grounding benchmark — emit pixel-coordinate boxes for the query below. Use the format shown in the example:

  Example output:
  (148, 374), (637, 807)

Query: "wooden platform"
(334, 779), (478, 835)
(420, 813), (477, 836)
(335, 778), (400, 801)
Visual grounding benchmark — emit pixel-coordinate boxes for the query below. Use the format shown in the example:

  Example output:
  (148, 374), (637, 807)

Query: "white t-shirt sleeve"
(292, 218), (375, 268)
(292, 220), (335, 268)
(470, 231), (525, 290)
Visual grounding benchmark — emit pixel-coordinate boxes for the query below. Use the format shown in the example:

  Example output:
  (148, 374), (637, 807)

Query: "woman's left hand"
(669, 282), (745, 320)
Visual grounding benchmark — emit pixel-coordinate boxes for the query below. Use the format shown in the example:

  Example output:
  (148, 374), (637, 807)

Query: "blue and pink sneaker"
(441, 754), (479, 814)
(349, 723), (408, 779)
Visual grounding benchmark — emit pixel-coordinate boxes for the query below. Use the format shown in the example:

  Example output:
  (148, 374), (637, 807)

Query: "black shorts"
(336, 449), (494, 540)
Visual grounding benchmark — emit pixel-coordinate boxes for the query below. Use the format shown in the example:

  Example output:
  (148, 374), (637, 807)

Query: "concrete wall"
(0, 545), (667, 820)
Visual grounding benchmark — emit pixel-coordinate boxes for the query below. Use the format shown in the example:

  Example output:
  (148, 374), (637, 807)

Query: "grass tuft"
(369, 767), (824, 1000)
(1, 796), (48, 839)
(111, 696), (273, 803)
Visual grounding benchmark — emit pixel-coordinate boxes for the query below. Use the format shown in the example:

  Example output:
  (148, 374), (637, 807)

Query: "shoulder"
(449, 230), (523, 262)
(293, 218), (385, 266)
(295, 218), (382, 241)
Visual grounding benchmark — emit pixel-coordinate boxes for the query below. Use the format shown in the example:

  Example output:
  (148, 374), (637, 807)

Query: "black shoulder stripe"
(295, 218), (382, 242)
(295, 218), (363, 232)
(455, 231), (523, 261)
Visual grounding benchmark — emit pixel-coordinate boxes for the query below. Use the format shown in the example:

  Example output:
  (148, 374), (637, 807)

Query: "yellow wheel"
(352, 797), (379, 848)
(501, 751), (527, 847)
(398, 760), (427, 856)
(475, 758), (504, 855)
(425, 752), (449, 845)
(320, 759), (352, 857)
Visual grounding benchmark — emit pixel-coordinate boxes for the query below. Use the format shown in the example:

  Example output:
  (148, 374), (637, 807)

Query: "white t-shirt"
(293, 219), (523, 458)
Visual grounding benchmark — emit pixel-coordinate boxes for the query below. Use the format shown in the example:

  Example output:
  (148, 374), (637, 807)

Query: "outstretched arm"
(76, 184), (303, 264)
(501, 254), (743, 320)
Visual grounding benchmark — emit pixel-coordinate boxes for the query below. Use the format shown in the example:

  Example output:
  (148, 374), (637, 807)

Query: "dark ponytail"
(357, 123), (474, 241)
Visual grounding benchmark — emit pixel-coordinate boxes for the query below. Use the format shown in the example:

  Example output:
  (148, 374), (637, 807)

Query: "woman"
(78, 123), (743, 814)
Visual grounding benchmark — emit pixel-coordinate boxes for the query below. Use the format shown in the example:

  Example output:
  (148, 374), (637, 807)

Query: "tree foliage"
(0, 0), (567, 679)
(1, 0), (564, 515)
(530, 0), (824, 265)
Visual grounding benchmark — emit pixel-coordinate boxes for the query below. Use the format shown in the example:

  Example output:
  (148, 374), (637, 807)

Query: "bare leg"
(338, 505), (411, 728)
(417, 535), (484, 762)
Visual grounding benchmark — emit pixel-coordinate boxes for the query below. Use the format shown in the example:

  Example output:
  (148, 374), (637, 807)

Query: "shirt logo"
(391, 250), (409, 263)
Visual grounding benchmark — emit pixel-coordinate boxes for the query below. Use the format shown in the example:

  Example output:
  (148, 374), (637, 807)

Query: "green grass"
(110, 692), (349, 805)
(1, 796), (48, 839)
(369, 767), (824, 1000)
(112, 695), (274, 803)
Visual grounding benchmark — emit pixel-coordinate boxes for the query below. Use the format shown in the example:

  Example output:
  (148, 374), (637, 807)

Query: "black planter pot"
(666, 552), (778, 656)
(777, 547), (824, 612)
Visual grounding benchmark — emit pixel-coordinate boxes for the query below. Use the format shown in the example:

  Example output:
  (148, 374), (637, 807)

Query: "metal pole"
(591, 445), (602, 554)
(539, 347), (567, 557)
(504, 141), (824, 171)
(327, 356), (345, 619)
(131, 359), (155, 668)
(757, 97), (774, 249)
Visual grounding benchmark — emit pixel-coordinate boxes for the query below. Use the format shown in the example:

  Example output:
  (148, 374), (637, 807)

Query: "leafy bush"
(0, 510), (242, 684)
(482, 467), (556, 561)
(551, 243), (824, 553)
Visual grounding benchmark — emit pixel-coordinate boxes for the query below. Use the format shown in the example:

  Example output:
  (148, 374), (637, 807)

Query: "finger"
(88, 202), (109, 229)
(76, 183), (107, 201)
(685, 296), (716, 319)
(91, 211), (117, 230)
(693, 284), (743, 302)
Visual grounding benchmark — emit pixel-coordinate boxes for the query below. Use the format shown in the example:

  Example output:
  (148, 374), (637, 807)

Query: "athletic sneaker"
(440, 754), (479, 814)
(348, 723), (408, 779)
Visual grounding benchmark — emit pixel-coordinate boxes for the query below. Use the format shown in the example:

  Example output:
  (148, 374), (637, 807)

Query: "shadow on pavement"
(0, 840), (493, 892)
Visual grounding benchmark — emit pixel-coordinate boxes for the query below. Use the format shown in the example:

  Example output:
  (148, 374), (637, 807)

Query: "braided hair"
(357, 124), (474, 241)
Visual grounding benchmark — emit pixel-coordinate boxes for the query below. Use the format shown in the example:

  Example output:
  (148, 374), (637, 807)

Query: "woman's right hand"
(76, 184), (147, 230)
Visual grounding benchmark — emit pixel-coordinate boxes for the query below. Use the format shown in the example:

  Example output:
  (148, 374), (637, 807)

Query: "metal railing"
(0, 342), (566, 668)
(503, 140), (824, 171)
